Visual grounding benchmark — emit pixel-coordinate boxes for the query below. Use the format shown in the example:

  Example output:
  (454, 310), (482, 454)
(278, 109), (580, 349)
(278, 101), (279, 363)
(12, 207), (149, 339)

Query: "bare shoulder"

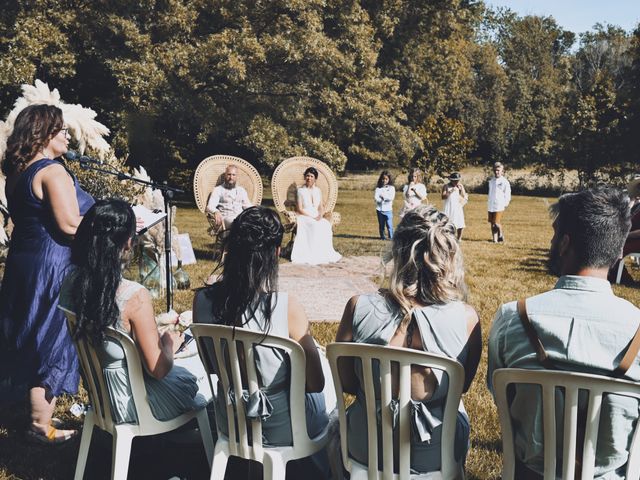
(463, 303), (480, 325)
(124, 286), (153, 317)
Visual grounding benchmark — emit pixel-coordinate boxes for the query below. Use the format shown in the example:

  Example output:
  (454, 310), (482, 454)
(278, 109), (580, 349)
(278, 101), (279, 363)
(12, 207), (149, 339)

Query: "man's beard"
(547, 242), (562, 276)
(224, 180), (236, 189)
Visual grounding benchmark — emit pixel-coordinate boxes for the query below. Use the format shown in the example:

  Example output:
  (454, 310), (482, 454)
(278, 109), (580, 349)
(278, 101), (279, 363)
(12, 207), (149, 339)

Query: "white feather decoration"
(0, 79), (111, 161)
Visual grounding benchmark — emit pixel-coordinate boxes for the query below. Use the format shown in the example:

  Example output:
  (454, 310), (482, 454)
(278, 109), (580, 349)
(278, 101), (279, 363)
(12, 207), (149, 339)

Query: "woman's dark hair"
(304, 167), (319, 179)
(213, 206), (284, 332)
(377, 170), (393, 188)
(70, 199), (136, 343)
(2, 104), (64, 176)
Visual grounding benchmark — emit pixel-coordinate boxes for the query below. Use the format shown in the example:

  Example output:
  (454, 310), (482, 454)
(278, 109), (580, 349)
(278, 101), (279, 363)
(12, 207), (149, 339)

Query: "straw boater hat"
(628, 176), (640, 198)
(448, 172), (461, 181)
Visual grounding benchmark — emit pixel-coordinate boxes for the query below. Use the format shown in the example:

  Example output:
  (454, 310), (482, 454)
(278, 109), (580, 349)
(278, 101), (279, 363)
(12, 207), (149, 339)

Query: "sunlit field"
(1, 187), (639, 480)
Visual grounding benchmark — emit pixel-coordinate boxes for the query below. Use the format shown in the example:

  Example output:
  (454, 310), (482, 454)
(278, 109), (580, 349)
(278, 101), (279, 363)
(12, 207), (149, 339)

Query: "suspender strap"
(518, 298), (640, 377)
(613, 324), (640, 377)
(517, 299), (556, 370)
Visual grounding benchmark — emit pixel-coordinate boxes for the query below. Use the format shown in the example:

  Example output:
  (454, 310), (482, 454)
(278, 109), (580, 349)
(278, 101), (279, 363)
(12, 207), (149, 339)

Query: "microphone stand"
(69, 158), (184, 312)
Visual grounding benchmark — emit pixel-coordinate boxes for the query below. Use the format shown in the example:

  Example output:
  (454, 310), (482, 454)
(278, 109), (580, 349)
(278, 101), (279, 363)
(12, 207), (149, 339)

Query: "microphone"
(63, 150), (102, 165)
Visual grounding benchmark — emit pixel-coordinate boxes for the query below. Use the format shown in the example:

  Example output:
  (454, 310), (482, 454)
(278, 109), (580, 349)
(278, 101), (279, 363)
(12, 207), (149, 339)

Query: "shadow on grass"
(515, 256), (549, 274)
(334, 233), (382, 240)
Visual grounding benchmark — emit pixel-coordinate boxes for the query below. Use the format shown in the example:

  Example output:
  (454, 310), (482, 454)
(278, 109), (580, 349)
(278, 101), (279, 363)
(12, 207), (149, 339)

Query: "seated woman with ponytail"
(193, 206), (335, 451)
(335, 204), (482, 472)
(59, 199), (210, 424)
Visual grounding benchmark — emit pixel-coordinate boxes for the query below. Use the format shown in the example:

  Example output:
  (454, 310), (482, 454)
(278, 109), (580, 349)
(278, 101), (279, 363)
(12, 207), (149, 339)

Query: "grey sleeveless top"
(352, 293), (470, 401)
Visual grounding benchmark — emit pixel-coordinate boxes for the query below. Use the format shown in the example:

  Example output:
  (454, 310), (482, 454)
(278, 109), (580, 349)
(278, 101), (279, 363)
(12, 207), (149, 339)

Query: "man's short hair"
(550, 187), (631, 269)
(493, 162), (503, 169)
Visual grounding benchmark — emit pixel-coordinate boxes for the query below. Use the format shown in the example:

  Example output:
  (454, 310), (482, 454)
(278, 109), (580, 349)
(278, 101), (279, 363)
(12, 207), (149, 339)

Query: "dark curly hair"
(377, 170), (393, 188)
(210, 206), (284, 333)
(2, 104), (64, 176)
(69, 199), (136, 343)
(304, 167), (318, 179)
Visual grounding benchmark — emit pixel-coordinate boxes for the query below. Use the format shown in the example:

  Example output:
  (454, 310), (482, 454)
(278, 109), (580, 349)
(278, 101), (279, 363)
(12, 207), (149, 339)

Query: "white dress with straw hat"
(443, 173), (467, 229)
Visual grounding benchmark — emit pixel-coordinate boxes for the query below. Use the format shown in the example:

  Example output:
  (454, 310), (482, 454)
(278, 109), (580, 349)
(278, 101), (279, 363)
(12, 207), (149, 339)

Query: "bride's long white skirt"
(291, 216), (342, 265)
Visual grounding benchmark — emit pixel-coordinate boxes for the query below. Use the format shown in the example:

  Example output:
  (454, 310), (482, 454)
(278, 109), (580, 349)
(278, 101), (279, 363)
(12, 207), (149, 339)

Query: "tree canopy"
(0, 0), (638, 183)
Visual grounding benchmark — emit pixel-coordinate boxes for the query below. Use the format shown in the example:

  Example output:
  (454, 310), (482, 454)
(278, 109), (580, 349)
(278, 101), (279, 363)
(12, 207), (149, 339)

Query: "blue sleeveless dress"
(0, 158), (94, 399)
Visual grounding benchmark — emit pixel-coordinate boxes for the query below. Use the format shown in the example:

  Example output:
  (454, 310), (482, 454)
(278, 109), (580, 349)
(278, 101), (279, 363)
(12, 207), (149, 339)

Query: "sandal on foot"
(26, 425), (78, 445)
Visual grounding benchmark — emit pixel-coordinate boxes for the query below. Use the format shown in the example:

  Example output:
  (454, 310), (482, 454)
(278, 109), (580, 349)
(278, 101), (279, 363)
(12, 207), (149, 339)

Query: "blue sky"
(484, 0), (640, 35)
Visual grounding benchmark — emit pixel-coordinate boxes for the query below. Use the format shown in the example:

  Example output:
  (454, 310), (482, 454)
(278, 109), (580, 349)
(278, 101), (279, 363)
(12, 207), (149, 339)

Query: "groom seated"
(205, 165), (252, 231)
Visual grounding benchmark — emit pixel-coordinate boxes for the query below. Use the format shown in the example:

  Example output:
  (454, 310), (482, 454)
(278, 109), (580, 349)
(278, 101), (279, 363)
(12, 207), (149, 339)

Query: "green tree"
(493, 12), (574, 166)
(416, 114), (474, 178)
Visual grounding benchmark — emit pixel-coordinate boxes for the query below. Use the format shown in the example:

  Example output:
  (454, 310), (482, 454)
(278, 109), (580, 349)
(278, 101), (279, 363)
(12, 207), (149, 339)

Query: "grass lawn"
(1, 187), (639, 480)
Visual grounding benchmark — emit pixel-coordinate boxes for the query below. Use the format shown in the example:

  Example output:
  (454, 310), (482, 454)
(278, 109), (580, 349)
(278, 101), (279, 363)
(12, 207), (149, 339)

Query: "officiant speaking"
(0, 104), (95, 444)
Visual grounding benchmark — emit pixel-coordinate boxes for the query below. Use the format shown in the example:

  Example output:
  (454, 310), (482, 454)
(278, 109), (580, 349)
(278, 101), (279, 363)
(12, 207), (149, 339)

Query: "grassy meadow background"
(1, 173), (639, 479)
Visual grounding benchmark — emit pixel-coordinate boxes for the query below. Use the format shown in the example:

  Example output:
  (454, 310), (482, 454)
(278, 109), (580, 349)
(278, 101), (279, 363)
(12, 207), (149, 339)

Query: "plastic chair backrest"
(327, 342), (465, 480)
(62, 308), (161, 431)
(271, 157), (339, 216)
(190, 323), (316, 461)
(193, 155), (263, 213)
(493, 368), (640, 480)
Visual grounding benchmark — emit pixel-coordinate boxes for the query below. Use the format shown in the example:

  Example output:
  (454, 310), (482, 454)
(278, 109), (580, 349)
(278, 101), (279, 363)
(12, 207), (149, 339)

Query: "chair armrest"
(326, 211), (341, 228)
(281, 210), (298, 233)
(206, 212), (223, 237)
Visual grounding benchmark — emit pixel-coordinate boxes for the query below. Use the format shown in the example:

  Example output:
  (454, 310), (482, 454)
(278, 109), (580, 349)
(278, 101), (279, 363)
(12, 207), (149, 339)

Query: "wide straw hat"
(628, 176), (640, 198)
(448, 172), (461, 181)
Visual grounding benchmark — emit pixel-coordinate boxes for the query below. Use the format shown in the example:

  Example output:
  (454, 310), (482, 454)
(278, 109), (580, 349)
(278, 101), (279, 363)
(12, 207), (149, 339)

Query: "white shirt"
(374, 185), (395, 212)
(206, 184), (251, 219)
(487, 176), (511, 212)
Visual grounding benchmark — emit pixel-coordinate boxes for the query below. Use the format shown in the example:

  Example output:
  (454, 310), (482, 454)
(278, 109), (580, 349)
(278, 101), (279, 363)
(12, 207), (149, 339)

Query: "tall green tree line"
(0, 0), (638, 182)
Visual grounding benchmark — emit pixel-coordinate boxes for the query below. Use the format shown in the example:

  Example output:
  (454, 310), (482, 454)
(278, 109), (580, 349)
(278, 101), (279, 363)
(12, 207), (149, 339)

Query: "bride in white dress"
(291, 167), (342, 265)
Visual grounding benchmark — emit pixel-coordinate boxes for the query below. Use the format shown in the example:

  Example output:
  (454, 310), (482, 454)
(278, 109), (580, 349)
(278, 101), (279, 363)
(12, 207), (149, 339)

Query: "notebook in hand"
(132, 205), (167, 234)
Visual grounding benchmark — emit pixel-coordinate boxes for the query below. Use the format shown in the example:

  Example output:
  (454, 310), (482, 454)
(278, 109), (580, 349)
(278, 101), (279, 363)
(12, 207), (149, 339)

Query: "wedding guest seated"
(205, 165), (252, 231)
(193, 206), (336, 470)
(488, 187), (640, 479)
(59, 199), (210, 424)
(335, 205), (482, 472)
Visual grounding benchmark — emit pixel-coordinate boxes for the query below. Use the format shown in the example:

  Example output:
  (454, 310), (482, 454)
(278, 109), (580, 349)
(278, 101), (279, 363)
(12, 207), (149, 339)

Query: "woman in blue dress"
(0, 104), (94, 443)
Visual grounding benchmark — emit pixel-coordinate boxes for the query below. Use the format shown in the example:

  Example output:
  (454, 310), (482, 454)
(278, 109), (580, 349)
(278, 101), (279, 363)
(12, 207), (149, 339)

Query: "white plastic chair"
(615, 253), (640, 284)
(60, 308), (215, 480)
(493, 368), (640, 480)
(190, 323), (330, 480)
(327, 342), (466, 480)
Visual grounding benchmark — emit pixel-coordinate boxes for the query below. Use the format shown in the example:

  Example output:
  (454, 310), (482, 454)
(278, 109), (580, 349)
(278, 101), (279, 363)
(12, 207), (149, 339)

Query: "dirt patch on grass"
(278, 256), (383, 322)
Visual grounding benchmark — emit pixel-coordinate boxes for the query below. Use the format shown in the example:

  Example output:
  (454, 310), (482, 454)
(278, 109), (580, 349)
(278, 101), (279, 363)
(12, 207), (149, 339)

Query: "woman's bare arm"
(335, 295), (359, 394)
(288, 295), (325, 392)
(126, 288), (182, 379)
(462, 304), (482, 392)
(37, 164), (82, 236)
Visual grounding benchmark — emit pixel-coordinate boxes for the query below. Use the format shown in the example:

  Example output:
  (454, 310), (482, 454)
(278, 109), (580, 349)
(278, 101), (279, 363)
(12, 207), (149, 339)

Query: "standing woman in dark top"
(0, 104), (94, 443)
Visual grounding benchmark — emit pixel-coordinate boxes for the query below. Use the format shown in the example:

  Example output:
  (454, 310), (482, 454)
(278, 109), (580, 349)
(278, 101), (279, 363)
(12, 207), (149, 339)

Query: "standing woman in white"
(442, 172), (468, 240)
(291, 167), (342, 265)
(399, 168), (427, 218)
